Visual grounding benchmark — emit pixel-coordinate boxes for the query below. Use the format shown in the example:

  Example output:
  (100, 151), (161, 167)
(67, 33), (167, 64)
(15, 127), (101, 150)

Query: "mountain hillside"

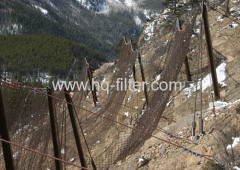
(0, 0), (164, 59)
(0, 34), (105, 82)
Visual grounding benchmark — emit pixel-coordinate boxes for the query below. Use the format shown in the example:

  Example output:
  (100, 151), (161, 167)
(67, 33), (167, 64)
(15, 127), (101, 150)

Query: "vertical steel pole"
(199, 16), (204, 138)
(47, 88), (63, 170)
(0, 86), (15, 170)
(224, 0), (230, 16)
(85, 58), (98, 107)
(177, 16), (192, 82)
(64, 89), (87, 169)
(133, 65), (137, 83)
(137, 50), (149, 105)
(202, 1), (220, 100)
(184, 57), (192, 81)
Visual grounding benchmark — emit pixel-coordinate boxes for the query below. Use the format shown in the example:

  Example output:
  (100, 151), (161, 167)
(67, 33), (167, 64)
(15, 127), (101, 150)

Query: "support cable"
(207, 2), (240, 25)
(0, 138), (88, 169)
(199, 16), (204, 138)
(71, 98), (97, 170)
(1, 80), (213, 161)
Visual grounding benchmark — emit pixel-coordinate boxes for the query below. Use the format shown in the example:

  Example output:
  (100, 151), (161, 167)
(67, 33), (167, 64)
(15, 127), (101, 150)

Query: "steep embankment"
(78, 0), (240, 169)
(108, 0), (240, 169)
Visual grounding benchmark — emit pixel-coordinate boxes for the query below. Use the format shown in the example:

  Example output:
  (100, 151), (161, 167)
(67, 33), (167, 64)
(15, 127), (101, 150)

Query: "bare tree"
(213, 122), (240, 169)
(224, 0), (231, 17)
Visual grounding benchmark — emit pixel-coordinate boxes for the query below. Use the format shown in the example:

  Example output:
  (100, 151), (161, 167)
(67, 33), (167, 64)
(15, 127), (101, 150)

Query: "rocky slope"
(79, 0), (240, 169)
(106, 0), (240, 169)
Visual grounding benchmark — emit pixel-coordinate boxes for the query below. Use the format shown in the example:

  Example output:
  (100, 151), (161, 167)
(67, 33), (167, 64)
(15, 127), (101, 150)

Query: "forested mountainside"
(0, 35), (105, 82)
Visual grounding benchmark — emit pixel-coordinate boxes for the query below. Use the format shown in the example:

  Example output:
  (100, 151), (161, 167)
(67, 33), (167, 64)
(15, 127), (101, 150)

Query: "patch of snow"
(196, 21), (201, 26)
(112, 0), (122, 4)
(233, 166), (240, 170)
(124, 0), (134, 7)
(133, 88), (141, 93)
(25, 137), (30, 143)
(34, 5), (48, 15)
(13, 152), (18, 158)
(209, 101), (229, 109)
(127, 95), (131, 102)
(70, 158), (75, 162)
(217, 16), (224, 22)
(162, 8), (170, 14)
(134, 16), (142, 26)
(124, 112), (129, 117)
(76, 0), (90, 9)
(144, 9), (151, 20)
(184, 62), (227, 98)
(231, 23), (239, 28)
(96, 3), (109, 14)
(227, 137), (240, 150)
(61, 149), (65, 154)
(163, 40), (168, 45)
(163, 15), (169, 19)
(233, 98), (240, 104)
(178, 131), (183, 135)
(155, 74), (161, 81)
(46, 0), (57, 10)
(230, 6), (237, 12)
(138, 158), (144, 162)
(33, 126), (38, 131)
(176, 3), (184, 7)
(195, 29), (200, 34)
(166, 99), (173, 107)
(144, 21), (155, 41)
(15, 128), (22, 135)
(24, 125), (30, 129)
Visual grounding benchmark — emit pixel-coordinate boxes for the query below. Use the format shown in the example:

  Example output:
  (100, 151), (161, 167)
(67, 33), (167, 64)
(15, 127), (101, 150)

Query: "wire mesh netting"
(0, 5), (208, 170)
(85, 39), (137, 169)
(115, 9), (199, 163)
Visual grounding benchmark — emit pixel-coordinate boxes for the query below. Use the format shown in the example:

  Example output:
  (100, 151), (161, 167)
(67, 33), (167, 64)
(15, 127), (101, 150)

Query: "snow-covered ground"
(34, 5), (48, 15)
(184, 62), (227, 98)
(227, 137), (240, 150)
(144, 21), (155, 41)
(134, 16), (142, 26)
(233, 166), (240, 170)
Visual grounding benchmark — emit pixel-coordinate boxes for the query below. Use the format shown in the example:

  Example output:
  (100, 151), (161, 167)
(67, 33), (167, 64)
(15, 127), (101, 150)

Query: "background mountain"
(0, 0), (165, 60)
